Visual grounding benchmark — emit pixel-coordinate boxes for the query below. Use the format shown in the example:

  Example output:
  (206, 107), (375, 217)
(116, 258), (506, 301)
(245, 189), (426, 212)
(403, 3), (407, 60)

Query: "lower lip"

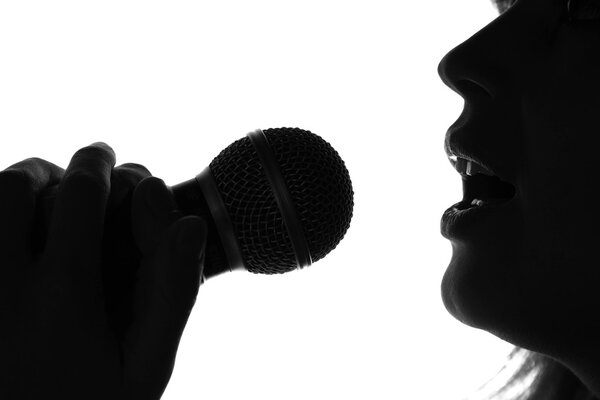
(441, 198), (515, 239)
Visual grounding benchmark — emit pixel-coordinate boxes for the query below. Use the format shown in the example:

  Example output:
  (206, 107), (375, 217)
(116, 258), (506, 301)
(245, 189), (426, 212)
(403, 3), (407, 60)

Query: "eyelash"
(566, 0), (600, 22)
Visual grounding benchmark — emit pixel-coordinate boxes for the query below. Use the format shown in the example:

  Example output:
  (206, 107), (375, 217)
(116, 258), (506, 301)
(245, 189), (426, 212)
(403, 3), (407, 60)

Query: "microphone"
(39, 127), (354, 281)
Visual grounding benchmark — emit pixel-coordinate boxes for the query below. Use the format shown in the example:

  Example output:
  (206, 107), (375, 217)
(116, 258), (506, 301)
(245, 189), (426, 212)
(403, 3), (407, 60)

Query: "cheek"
(520, 41), (600, 254)
(520, 87), (600, 267)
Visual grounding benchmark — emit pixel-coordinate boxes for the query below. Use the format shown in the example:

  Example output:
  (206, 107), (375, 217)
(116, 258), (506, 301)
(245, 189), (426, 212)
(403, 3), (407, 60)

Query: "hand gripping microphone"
(37, 128), (354, 280)
(38, 127), (353, 281)
(170, 127), (354, 280)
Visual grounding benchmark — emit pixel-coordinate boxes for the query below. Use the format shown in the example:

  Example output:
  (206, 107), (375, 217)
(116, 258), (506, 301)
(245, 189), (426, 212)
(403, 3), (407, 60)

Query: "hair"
(467, 347), (597, 400)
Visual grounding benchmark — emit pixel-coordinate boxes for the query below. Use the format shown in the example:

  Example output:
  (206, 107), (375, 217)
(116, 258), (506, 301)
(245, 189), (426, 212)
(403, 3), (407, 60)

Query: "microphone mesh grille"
(209, 127), (354, 274)
(263, 128), (354, 265)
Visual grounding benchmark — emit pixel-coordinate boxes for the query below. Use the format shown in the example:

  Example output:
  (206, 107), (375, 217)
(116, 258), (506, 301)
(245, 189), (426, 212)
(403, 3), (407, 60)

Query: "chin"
(441, 243), (521, 332)
(441, 255), (484, 329)
(440, 243), (561, 357)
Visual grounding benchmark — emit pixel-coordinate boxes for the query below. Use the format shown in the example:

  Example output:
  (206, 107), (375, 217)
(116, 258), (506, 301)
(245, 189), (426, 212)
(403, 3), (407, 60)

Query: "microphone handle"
(35, 174), (231, 281)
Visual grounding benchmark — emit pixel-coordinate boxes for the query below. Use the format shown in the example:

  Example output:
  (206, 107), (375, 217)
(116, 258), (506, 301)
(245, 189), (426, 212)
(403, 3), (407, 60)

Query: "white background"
(0, 1), (516, 399)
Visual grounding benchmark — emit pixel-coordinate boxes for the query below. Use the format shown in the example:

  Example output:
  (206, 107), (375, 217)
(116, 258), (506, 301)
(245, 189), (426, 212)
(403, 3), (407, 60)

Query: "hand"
(0, 143), (207, 400)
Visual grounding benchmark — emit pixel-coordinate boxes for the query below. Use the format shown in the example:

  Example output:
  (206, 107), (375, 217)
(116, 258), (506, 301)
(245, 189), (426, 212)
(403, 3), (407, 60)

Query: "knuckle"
(118, 163), (151, 176)
(73, 144), (113, 164)
(113, 163), (152, 186)
(137, 176), (163, 196)
(0, 168), (32, 193)
(23, 156), (47, 166)
(62, 170), (109, 196)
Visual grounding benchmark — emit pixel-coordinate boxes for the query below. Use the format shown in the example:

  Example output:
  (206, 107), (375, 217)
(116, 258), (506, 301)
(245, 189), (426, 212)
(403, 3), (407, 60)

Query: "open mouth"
(442, 152), (517, 238)
(461, 173), (516, 208)
(441, 163), (517, 238)
(450, 156), (516, 209)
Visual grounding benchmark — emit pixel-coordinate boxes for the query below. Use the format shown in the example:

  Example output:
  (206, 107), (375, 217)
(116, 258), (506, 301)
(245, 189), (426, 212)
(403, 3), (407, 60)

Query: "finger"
(44, 142), (116, 282)
(107, 163), (152, 213)
(35, 163), (151, 262)
(131, 176), (183, 256)
(0, 158), (64, 257)
(123, 215), (207, 396)
(102, 163), (152, 332)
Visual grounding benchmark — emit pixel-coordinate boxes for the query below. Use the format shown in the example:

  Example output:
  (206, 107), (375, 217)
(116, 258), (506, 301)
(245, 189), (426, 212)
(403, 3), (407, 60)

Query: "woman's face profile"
(438, 0), (600, 365)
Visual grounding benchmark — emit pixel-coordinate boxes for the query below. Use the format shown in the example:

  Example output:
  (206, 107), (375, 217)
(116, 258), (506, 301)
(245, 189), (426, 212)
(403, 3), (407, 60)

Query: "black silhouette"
(0, 128), (353, 399)
(0, 143), (208, 399)
(438, 0), (600, 398)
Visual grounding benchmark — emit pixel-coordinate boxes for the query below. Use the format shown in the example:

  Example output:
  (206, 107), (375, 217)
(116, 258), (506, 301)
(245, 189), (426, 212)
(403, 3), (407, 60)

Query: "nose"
(437, 10), (517, 100)
(438, 40), (497, 100)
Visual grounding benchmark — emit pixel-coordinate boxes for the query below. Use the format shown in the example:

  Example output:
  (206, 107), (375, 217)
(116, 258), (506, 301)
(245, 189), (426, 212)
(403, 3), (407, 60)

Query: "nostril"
(438, 45), (495, 100)
(454, 78), (494, 100)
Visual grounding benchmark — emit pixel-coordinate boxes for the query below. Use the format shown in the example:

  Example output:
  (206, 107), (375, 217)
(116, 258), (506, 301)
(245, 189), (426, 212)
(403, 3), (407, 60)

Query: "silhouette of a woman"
(439, 0), (600, 398)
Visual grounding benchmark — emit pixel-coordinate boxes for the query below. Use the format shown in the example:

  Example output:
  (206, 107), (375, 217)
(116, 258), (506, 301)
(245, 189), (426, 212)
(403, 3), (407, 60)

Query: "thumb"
(122, 215), (207, 396)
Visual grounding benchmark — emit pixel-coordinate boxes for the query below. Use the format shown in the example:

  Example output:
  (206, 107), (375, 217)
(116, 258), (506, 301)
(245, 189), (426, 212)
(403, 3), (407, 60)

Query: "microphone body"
(170, 172), (238, 280)
(37, 128), (354, 281)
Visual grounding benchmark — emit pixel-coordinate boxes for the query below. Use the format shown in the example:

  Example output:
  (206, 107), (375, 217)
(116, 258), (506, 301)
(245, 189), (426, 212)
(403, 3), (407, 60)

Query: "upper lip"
(445, 131), (515, 186)
(445, 137), (495, 176)
(447, 150), (495, 177)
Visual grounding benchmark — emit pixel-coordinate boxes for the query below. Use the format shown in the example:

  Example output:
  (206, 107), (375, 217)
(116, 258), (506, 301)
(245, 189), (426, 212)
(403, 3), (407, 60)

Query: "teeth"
(455, 157), (495, 177)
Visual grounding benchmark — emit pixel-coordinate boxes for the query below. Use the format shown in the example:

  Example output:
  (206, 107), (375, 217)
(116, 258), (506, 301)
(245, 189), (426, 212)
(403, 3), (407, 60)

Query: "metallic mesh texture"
(209, 127), (354, 274)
